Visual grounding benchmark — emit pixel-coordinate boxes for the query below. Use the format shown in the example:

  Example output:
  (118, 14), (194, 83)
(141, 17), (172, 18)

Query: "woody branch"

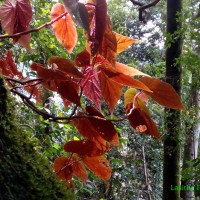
(130, 0), (160, 23)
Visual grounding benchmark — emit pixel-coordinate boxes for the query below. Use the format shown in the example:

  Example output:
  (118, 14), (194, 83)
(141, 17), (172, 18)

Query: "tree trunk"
(0, 77), (75, 200)
(181, 68), (200, 199)
(163, 0), (183, 199)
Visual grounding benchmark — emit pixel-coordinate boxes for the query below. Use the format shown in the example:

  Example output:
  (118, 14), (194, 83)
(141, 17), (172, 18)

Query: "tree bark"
(181, 75), (200, 199)
(0, 77), (75, 200)
(163, 0), (183, 199)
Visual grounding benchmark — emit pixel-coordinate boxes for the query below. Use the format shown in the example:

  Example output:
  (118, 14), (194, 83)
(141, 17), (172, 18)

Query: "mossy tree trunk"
(163, 0), (183, 199)
(0, 77), (75, 200)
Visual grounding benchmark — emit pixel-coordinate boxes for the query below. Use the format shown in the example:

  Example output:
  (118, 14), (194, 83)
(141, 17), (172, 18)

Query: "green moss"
(0, 78), (75, 200)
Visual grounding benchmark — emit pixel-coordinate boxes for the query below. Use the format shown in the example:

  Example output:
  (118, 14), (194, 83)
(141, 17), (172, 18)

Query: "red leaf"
(71, 155), (88, 184)
(81, 66), (102, 109)
(57, 80), (80, 106)
(48, 56), (83, 79)
(98, 68), (122, 113)
(0, 51), (23, 78)
(127, 108), (161, 140)
(99, 17), (117, 66)
(53, 156), (73, 182)
(14, 0), (32, 44)
(0, 0), (15, 34)
(0, 58), (13, 77)
(51, 3), (77, 53)
(64, 140), (106, 156)
(139, 77), (186, 111)
(30, 62), (66, 81)
(6, 50), (23, 78)
(89, 0), (107, 56)
(86, 106), (119, 144)
(74, 49), (90, 67)
(72, 113), (108, 150)
(82, 155), (111, 181)
(0, 0), (32, 50)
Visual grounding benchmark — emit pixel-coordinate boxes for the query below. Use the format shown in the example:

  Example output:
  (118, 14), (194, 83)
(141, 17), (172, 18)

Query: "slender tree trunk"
(163, 0), (183, 199)
(181, 75), (200, 199)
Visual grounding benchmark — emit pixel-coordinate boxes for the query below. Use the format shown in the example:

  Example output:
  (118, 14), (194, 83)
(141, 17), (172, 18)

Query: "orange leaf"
(139, 77), (186, 111)
(98, 69), (122, 113)
(71, 155), (88, 184)
(51, 3), (77, 53)
(127, 108), (161, 140)
(115, 62), (149, 77)
(100, 66), (151, 92)
(82, 155), (111, 181)
(48, 56), (83, 78)
(114, 32), (139, 54)
(64, 140), (106, 156)
(53, 156), (73, 182)
(57, 80), (80, 106)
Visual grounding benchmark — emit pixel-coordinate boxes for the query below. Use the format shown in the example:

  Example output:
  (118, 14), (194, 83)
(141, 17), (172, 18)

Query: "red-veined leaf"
(81, 66), (102, 109)
(51, 3), (77, 53)
(139, 77), (186, 111)
(53, 156), (73, 182)
(82, 155), (111, 181)
(48, 56), (83, 78)
(114, 32), (139, 54)
(57, 80), (80, 106)
(127, 108), (161, 140)
(64, 140), (106, 156)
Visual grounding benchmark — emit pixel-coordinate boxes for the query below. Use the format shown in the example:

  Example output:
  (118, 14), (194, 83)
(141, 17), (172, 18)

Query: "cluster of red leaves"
(0, 0), (186, 187)
(0, 51), (42, 102)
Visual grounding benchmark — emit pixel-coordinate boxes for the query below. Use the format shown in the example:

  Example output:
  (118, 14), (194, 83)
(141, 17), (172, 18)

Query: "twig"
(0, 11), (67, 39)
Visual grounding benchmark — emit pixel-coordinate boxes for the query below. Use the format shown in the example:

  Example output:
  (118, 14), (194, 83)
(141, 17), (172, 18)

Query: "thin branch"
(0, 11), (67, 39)
(142, 146), (152, 200)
